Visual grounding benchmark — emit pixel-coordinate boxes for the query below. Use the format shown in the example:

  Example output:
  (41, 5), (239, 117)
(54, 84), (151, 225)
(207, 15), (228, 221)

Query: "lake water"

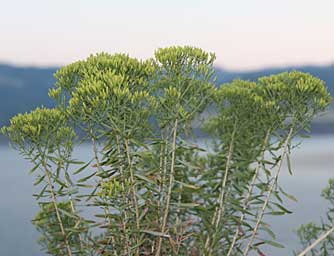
(0, 136), (333, 256)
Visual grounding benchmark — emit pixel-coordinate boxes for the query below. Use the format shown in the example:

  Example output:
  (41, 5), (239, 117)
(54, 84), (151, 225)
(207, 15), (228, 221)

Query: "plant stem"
(125, 139), (140, 256)
(157, 132), (168, 219)
(90, 132), (119, 255)
(227, 130), (270, 256)
(65, 168), (85, 251)
(161, 137), (169, 211)
(297, 226), (334, 256)
(157, 139), (164, 215)
(154, 134), (168, 253)
(41, 159), (73, 256)
(175, 182), (183, 255)
(115, 134), (131, 255)
(215, 133), (235, 228)
(60, 146), (86, 252)
(155, 118), (178, 256)
(243, 127), (293, 256)
(204, 122), (237, 254)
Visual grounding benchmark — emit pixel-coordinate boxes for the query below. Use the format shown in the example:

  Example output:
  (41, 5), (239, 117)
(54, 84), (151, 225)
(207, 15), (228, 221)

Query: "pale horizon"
(1, 0), (334, 70)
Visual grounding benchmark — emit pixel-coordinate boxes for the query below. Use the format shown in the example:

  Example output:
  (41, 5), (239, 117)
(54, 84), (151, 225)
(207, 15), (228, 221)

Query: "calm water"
(0, 136), (333, 256)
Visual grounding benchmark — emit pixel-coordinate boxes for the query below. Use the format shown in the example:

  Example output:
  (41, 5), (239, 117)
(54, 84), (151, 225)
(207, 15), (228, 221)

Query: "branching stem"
(115, 134), (131, 255)
(125, 139), (140, 256)
(155, 118), (178, 256)
(227, 130), (271, 256)
(205, 121), (237, 255)
(41, 159), (73, 256)
(90, 132), (119, 255)
(243, 127), (293, 256)
(297, 226), (334, 256)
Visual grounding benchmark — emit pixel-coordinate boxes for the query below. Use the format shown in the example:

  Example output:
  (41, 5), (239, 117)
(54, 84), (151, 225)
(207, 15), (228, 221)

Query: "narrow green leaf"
(266, 211), (286, 216)
(58, 208), (77, 219)
(261, 239), (285, 248)
(34, 175), (45, 186)
(29, 162), (41, 174)
(134, 173), (156, 185)
(33, 184), (48, 200)
(73, 159), (93, 175)
(175, 180), (200, 190)
(279, 186), (298, 202)
(261, 226), (276, 240)
(67, 159), (86, 165)
(54, 177), (68, 188)
(286, 153), (293, 175)
(78, 171), (97, 183)
(273, 202), (293, 214)
(141, 230), (170, 238)
(171, 202), (200, 208)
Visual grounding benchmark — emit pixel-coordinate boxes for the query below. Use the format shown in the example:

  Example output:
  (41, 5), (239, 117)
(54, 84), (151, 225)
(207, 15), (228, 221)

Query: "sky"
(0, 0), (333, 70)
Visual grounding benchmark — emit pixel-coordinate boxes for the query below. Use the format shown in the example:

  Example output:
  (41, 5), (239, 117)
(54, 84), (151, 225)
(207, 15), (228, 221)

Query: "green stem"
(157, 132), (168, 220)
(175, 183), (183, 255)
(204, 121), (237, 255)
(155, 118), (178, 256)
(227, 130), (270, 256)
(89, 130), (118, 256)
(243, 127), (293, 256)
(64, 160), (85, 252)
(58, 146), (86, 246)
(297, 226), (334, 256)
(154, 134), (168, 253)
(115, 135), (131, 255)
(125, 139), (140, 256)
(41, 158), (73, 256)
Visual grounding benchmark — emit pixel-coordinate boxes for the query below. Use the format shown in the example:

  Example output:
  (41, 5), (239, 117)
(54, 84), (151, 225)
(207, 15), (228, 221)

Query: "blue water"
(0, 136), (333, 256)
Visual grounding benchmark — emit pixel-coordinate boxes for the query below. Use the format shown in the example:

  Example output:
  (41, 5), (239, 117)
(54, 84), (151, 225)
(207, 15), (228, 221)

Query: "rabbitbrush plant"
(1, 46), (331, 256)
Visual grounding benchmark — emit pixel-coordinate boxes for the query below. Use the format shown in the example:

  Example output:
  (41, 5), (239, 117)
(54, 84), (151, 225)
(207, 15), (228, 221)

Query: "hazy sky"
(1, 0), (333, 70)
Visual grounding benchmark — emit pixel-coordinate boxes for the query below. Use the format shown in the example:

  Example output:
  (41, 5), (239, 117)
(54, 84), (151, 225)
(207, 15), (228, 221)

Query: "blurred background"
(0, 0), (333, 255)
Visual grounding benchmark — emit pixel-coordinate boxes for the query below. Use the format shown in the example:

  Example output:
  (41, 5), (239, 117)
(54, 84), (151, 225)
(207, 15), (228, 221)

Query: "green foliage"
(33, 201), (88, 255)
(1, 46), (331, 256)
(296, 179), (334, 255)
(258, 71), (331, 130)
(153, 46), (216, 127)
(1, 107), (75, 153)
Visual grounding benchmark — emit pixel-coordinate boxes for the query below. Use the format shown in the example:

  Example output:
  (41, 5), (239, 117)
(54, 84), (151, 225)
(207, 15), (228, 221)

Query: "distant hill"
(0, 64), (57, 126)
(0, 63), (333, 133)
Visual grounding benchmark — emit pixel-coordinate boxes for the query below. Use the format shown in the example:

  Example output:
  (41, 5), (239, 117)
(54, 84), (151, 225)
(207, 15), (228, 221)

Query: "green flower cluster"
(1, 107), (75, 154)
